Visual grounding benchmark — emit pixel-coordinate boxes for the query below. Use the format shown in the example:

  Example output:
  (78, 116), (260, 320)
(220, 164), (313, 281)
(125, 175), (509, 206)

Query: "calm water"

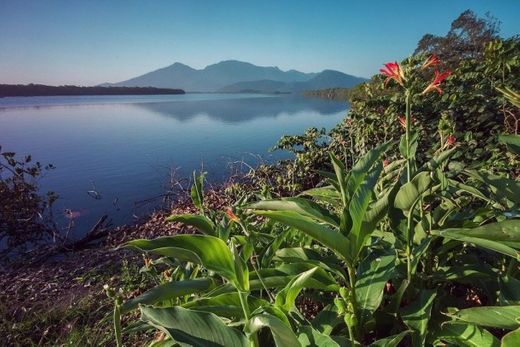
(0, 94), (348, 237)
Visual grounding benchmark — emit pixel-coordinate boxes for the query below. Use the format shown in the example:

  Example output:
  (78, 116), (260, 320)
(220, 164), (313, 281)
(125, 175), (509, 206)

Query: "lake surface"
(0, 94), (348, 238)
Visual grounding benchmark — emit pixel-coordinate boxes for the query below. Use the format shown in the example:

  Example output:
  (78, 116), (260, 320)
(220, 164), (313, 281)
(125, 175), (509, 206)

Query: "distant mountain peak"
(167, 62), (195, 70)
(109, 60), (365, 92)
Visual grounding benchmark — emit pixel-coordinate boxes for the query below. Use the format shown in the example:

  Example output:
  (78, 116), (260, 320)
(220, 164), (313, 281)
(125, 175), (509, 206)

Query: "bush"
(0, 147), (57, 254)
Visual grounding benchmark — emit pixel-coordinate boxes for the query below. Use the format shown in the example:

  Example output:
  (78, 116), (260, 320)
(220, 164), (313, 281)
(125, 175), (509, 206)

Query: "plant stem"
(406, 198), (421, 282)
(405, 90), (412, 182)
(238, 291), (258, 347)
(113, 302), (122, 347)
(346, 264), (360, 345)
(406, 243), (412, 283)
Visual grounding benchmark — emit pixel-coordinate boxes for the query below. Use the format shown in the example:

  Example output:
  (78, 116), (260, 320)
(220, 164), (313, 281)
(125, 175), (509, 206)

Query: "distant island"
(105, 60), (367, 93)
(0, 84), (185, 97)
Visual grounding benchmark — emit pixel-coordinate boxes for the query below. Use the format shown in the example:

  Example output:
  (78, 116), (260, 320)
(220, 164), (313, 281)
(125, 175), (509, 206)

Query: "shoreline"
(0, 183), (235, 345)
(0, 84), (185, 98)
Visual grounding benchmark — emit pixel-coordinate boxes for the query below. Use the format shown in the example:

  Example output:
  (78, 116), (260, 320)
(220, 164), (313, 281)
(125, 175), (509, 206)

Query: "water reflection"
(133, 96), (347, 123)
(0, 94), (348, 237)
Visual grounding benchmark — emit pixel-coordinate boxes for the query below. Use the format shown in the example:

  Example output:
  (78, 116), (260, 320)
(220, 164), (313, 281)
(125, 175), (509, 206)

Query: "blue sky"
(0, 1), (518, 86)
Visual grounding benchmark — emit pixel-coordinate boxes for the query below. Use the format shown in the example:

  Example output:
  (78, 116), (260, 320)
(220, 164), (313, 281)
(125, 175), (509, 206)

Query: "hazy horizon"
(1, 0), (519, 86)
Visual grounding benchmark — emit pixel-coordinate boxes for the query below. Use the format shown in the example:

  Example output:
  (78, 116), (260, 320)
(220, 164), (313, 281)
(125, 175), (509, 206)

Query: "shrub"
(0, 147), (57, 254)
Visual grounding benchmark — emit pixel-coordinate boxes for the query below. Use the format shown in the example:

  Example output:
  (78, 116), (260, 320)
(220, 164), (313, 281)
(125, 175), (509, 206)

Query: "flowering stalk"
(405, 90), (412, 182)
(404, 89), (414, 282)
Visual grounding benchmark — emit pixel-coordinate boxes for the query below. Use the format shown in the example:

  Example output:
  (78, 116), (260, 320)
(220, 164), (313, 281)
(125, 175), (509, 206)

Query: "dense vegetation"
(0, 148), (58, 256)
(105, 11), (520, 347)
(303, 87), (351, 101)
(0, 84), (185, 97)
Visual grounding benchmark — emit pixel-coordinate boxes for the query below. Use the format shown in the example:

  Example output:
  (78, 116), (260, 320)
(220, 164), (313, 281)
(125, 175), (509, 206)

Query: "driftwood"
(18, 215), (112, 265)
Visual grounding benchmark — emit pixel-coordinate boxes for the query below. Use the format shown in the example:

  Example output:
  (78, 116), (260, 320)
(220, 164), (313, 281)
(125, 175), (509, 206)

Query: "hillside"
(108, 60), (364, 92)
(218, 70), (366, 93)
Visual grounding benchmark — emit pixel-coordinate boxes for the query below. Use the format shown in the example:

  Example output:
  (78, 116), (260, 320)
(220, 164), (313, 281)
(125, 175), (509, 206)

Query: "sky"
(0, 0), (519, 86)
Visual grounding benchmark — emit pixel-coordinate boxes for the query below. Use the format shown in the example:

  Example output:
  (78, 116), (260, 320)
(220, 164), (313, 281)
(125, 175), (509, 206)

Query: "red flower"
(226, 208), (240, 223)
(446, 135), (456, 147)
(398, 115), (416, 129)
(398, 116), (406, 129)
(421, 54), (440, 69)
(380, 62), (406, 87)
(422, 70), (451, 95)
(383, 159), (389, 167)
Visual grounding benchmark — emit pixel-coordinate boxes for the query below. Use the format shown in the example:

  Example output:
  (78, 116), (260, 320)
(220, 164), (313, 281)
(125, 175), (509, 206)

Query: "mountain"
(107, 60), (365, 93)
(218, 70), (366, 93)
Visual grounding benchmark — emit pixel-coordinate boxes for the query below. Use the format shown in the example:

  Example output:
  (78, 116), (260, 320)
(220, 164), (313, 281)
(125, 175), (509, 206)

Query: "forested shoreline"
(0, 84), (185, 97)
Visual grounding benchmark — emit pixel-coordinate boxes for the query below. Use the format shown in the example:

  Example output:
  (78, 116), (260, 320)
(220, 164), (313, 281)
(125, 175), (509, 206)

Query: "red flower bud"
(226, 208), (240, 223)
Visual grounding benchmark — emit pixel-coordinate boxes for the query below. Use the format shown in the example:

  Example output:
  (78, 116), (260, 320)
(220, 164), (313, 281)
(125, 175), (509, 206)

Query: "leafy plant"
(110, 11), (520, 347)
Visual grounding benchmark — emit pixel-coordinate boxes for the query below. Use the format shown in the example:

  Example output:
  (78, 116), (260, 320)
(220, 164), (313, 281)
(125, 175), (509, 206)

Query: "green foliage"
(303, 88), (352, 101)
(110, 11), (520, 347)
(0, 146), (58, 254)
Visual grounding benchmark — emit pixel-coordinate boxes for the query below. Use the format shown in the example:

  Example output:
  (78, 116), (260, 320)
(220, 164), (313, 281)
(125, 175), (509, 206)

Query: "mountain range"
(105, 60), (366, 93)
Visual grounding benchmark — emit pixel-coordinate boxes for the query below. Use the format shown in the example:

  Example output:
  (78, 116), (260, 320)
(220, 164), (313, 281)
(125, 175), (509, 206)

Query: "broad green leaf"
(435, 219), (520, 246)
(264, 263), (338, 290)
(395, 171), (432, 212)
(246, 313), (301, 347)
(329, 152), (348, 205)
(432, 264), (494, 282)
(250, 197), (339, 227)
(126, 235), (238, 285)
(368, 330), (411, 347)
(355, 251), (396, 326)
(254, 210), (351, 262)
(298, 325), (341, 347)
(190, 171), (206, 213)
(311, 304), (342, 335)
(434, 322), (499, 347)
(346, 141), (392, 199)
(348, 162), (382, 254)
(275, 267), (319, 311)
(465, 170), (520, 205)
(140, 305), (248, 347)
(499, 134), (520, 156)
(450, 305), (520, 330)
(500, 276), (520, 305)
(362, 186), (393, 234)
(184, 293), (268, 318)
(421, 147), (456, 172)
(400, 130), (418, 159)
(301, 186), (341, 204)
(274, 247), (347, 280)
(232, 244), (249, 291)
(432, 220), (520, 260)
(166, 214), (216, 236)
(411, 237), (432, 274)
(447, 179), (491, 203)
(209, 263), (339, 296)
(502, 327), (520, 347)
(401, 289), (437, 347)
(122, 278), (214, 313)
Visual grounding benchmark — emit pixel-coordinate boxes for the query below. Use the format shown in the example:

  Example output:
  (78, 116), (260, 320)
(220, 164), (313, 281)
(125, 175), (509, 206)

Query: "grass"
(0, 252), (155, 346)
